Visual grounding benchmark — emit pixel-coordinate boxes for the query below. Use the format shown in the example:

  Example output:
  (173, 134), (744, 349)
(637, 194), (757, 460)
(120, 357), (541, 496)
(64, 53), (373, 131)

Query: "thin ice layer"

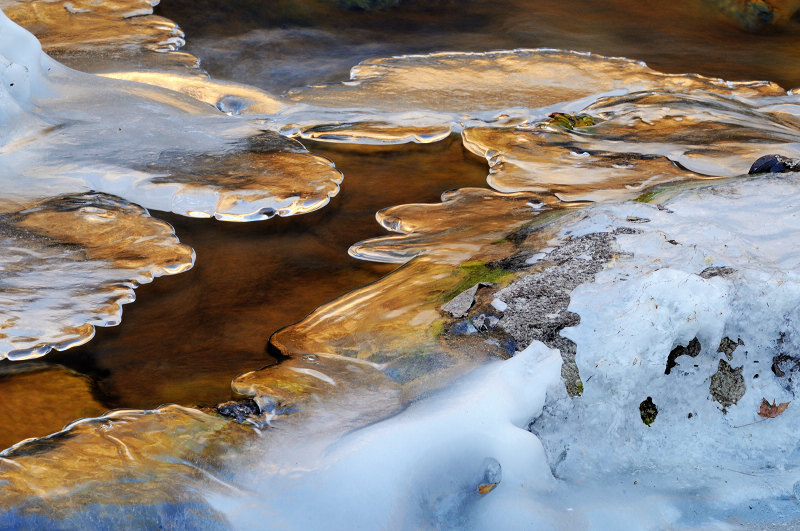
(463, 91), (800, 201)
(1, 0), (200, 73)
(273, 188), (562, 385)
(272, 49), (786, 144)
(0, 11), (342, 221)
(349, 187), (551, 264)
(0, 404), (252, 528)
(0, 192), (194, 360)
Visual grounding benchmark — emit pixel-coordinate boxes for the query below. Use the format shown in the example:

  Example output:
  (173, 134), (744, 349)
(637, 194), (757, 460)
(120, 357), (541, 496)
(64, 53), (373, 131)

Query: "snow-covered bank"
(210, 173), (800, 529)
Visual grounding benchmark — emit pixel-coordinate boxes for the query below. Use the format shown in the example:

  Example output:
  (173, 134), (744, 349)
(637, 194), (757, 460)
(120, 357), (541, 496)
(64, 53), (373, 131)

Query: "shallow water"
(30, 136), (490, 410)
(161, 0), (800, 93)
(1, 0), (800, 526)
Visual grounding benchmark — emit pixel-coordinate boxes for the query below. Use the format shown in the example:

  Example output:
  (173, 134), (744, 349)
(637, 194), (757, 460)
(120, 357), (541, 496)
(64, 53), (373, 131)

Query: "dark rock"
(665, 337), (701, 375)
(699, 266), (736, 279)
(717, 337), (744, 360)
(709, 359), (746, 408)
(748, 154), (800, 174)
(217, 399), (260, 423)
(639, 397), (658, 426)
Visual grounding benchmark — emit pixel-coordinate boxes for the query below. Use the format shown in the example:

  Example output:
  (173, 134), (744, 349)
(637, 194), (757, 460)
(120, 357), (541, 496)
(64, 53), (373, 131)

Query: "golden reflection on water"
(0, 364), (106, 450)
(162, 0), (800, 93)
(36, 136), (489, 412)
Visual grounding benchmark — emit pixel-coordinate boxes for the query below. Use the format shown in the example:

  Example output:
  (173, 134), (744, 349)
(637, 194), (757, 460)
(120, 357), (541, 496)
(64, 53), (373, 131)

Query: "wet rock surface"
(748, 154), (800, 174)
(216, 399), (261, 423)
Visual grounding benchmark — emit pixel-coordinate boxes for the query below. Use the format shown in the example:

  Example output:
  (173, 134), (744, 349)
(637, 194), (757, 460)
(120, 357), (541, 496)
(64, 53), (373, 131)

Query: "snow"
(207, 174), (800, 528)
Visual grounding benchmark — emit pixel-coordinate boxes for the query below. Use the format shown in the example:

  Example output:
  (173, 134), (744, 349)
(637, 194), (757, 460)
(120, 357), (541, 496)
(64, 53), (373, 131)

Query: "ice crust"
(229, 174), (800, 528)
(0, 0), (200, 74)
(268, 49), (788, 144)
(0, 192), (195, 360)
(0, 10), (342, 221)
(0, 10), (341, 358)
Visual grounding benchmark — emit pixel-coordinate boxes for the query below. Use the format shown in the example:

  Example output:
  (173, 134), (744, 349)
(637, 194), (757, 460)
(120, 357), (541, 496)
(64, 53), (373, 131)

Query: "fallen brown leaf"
(758, 398), (790, 418)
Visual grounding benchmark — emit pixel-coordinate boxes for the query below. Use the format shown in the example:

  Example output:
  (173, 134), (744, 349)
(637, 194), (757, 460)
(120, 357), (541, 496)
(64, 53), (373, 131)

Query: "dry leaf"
(757, 398), (790, 418)
(477, 482), (498, 495)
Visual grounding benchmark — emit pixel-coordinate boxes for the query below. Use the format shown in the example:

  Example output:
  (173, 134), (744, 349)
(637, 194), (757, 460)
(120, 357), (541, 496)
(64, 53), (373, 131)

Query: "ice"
(0, 11), (342, 221)
(2, 173), (800, 527)
(268, 49), (786, 144)
(464, 91), (800, 201)
(349, 187), (550, 264)
(1, 0), (200, 73)
(0, 192), (194, 360)
(0, 404), (252, 527)
(527, 173), (800, 526)
(210, 341), (563, 530)
(101, 71), (286, 115)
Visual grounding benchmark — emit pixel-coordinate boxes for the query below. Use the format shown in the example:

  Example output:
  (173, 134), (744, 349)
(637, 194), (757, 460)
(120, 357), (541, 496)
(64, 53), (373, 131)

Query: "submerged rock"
(217, 399), (261, 423)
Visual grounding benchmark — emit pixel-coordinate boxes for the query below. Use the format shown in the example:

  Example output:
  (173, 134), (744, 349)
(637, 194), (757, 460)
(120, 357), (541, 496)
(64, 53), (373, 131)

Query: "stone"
(709, 359), (746, 408)
(748, 154), (800, 174)
(717, 336), (744, 361)
(639, 397), (658, 426)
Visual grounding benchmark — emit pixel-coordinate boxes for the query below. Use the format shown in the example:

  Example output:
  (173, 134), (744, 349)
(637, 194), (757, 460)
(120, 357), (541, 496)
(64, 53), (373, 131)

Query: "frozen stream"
(1, 0), (800, 528)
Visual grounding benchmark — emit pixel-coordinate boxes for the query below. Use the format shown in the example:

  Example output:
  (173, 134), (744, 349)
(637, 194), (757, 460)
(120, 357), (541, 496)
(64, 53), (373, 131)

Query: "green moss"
(546, 112), (598, 131)
(639, 396), (658, 426)
(634, 190), (661, 203)
(443, 262), (512, 302)
(429, 318), (446, 338)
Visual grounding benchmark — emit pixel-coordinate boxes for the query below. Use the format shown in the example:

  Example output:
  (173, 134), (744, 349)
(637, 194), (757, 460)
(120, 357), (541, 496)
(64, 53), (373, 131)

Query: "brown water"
(33, 136), (489, 411)
(2, 0), (799, 450)
(160, 0), (800, 93)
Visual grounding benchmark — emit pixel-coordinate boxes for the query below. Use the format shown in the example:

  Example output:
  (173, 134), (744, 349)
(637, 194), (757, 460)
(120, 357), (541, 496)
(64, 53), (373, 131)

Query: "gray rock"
(494, 232), (616, 396)
(709, 359), (746, 408)
(717, 336), (744, 361)
(440, 283), (481, 318)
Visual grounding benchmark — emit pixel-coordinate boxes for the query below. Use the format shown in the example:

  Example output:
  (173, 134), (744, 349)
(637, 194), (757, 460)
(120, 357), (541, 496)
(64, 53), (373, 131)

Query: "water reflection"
(43, 136), (489, 410)
(160, 0), (800, 93)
